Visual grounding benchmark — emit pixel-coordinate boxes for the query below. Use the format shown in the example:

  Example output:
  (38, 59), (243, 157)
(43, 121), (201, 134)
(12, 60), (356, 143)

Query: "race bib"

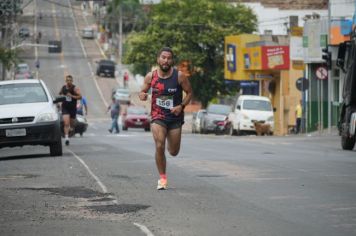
(65, 96), (72, 102)
(156, 96), (173, 109)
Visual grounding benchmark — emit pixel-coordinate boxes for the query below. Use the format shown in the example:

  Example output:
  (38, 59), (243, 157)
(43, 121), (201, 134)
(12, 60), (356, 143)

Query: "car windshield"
(0, 83), (48, 105)
(243, 100), (272, 111)
(207, 104), (231, 115)
(16, 64), (29, 74)
(128, 107), (146, 115)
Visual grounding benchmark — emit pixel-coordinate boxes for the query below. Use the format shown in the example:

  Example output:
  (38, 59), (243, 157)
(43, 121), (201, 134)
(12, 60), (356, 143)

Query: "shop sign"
(292, 60), (304, 70)
(261, 46), (290, 70)
(226, 44), (236, 72)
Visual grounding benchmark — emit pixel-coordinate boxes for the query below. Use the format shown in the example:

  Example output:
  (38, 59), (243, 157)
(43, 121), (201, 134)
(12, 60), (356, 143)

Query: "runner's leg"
(167, 127), (182, 156)
(63, 114), (70, 136)
(151, 123), (168, 175)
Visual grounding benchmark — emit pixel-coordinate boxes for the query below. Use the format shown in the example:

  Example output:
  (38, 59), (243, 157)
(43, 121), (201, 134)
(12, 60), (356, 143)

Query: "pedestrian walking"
(123, 71), (129, 88)
(77, 96), (88, 116)
(59, 75), (82, 145)
(107, 97), (120, 133)
(295, 99), (302, 134)
(139, 47), (193, 190)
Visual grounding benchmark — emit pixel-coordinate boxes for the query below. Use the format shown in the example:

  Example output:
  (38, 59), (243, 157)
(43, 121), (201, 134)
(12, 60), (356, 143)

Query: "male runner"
(59, 75), (82, 145)
(139, 47), (193, 190)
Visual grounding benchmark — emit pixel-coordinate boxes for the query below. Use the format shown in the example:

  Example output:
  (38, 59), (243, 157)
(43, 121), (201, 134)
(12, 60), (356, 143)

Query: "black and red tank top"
(150, 68), (183, 123)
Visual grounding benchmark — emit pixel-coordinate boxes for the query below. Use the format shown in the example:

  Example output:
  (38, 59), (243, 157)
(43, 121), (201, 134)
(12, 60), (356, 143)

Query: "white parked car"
(0, 79), (65, 156)
(112, 88), (130, 104)
(228, 95), (275, 135)
(192, 109), (206, 133)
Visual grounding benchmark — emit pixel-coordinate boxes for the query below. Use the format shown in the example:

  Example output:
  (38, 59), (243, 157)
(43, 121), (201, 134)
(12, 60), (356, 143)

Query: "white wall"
(330, 0), (355, 19)
(241, 3), (328, 35)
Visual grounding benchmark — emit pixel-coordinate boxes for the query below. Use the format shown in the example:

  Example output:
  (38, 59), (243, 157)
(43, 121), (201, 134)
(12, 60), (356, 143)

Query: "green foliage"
(107, 0), (148, 33)
(0, 47), (20, 70)
(123, 0), (257, 107)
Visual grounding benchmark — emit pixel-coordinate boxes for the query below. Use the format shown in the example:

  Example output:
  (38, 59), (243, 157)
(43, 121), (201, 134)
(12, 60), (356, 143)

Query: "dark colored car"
(0, 79), (65, 156)
(96, 59), (116, 78)
(200, 104), (231, 135)
(122, 106), (150, 131)
(19, 27), (30, 38)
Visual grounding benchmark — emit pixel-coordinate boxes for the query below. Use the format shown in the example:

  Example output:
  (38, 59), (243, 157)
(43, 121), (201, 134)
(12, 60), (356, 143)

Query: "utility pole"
(327, 0), (332, 134)
(118, 4), (123, 68)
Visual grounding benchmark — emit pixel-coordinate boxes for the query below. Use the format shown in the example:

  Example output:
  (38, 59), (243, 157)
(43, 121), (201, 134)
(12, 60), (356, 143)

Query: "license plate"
(135, 121), (142, 125)
(6, 128), (26, 137)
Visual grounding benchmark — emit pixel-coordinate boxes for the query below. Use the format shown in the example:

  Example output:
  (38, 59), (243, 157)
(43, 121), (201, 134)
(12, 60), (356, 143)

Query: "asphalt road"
(1, 1), (356, 236)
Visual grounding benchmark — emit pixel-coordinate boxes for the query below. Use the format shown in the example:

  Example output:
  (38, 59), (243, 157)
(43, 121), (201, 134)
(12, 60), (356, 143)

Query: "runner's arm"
(178, 71), (192, 109)
(139, 72), (152, 101)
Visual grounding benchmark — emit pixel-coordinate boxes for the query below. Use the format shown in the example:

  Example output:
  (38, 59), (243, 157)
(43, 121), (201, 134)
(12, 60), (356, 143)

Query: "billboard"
(261, 46), (289, 70)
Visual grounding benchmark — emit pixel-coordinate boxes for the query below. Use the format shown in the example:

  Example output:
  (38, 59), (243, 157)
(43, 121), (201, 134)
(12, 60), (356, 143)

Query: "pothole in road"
(20, 186), (110, 198)
(197, 174), (227, 178)
(0, 174), (39, 180)
(87, 204), (150, 214)
(89, 197), (116, 202)
(109, 174), (132, 180)
(263, 152), (274, 155)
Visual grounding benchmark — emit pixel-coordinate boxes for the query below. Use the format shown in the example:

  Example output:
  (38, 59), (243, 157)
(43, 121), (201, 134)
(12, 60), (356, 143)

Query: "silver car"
(200, 104), (231, 134)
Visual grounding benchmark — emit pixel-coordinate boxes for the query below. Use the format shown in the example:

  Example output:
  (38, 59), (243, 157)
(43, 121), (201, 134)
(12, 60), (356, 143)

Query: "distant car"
(15, 63), (33, 80)
(192, 109), (206, 133)
(16, 63), (30, 74)
(113, 88), (130, 104)
(82, 27), (95, 39)
(96, 59), (116, 78)
(122, 106), (150, 131)
(19, 27), (30, 38)
(200, 104), (231, 134)
(0, 79), (65, 156)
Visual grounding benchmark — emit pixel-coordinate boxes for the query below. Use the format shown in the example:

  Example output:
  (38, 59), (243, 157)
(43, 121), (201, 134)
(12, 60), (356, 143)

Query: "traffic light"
(322, 47), (332, 70)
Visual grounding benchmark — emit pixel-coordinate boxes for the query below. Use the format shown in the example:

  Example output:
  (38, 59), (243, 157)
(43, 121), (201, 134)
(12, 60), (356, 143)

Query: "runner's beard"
(159, 64), (171, 72)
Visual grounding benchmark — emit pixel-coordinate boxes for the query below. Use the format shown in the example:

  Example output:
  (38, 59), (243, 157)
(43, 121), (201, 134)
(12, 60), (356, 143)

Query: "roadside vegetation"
(122, 0), (257, 107)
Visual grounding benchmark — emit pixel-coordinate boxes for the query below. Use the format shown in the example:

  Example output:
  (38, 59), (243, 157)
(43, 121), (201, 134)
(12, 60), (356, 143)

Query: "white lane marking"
(66, 149), (108, 193)
(133, 223), (155, 236)
(67, 149), (157, 236)
(67, 0), (108, 108)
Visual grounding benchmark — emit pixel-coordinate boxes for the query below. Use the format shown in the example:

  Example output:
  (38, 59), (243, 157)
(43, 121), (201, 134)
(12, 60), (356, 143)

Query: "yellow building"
(225, 34), (304, 135)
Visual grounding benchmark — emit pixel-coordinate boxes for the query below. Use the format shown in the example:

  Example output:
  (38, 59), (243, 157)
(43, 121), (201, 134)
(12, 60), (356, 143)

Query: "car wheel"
(144, 127), (150, 132)
(341, 135), (356, 150)
(80, 132), (83, 137)
(50, 138), (63, 156)
(122, 125), (128, 131)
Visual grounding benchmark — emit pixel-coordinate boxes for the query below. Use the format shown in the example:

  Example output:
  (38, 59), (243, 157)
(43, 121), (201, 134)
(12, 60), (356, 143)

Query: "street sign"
(316, 66), (328, 80)
(296, 77), (309, 91)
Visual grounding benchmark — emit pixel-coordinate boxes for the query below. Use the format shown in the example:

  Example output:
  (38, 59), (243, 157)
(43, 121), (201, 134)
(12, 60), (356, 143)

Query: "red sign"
(261, 46), (290, 70)
(316, 66), (328, 80)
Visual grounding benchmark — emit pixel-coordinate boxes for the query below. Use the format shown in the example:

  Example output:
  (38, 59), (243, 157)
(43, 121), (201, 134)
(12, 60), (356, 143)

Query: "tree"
(107, 0), (148, 64)
(123, 0), (257, 107)
(0, 47), (20, 80)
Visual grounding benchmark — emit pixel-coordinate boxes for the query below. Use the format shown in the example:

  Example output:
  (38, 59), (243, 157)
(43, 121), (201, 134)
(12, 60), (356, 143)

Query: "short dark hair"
(157, 47), (174, 58)
(66, 75), (73, 81)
